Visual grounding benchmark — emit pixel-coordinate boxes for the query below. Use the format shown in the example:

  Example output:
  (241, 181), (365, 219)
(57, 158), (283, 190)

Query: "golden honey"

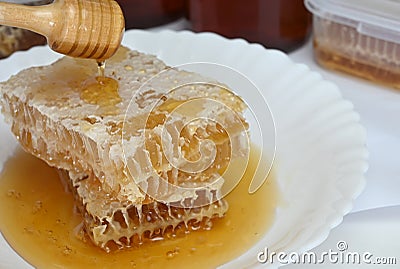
(0, 145), (278, 269)
(80, 76), (121, 108)
(314, 40), (400, 89)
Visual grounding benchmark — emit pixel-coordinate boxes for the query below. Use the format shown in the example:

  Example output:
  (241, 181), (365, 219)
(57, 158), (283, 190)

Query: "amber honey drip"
(0, 145), (278, 269)
(97, 60), (106, 77)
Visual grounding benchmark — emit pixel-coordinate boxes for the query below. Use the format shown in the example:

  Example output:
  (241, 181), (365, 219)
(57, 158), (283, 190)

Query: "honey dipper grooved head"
(48, 0), (125, 60)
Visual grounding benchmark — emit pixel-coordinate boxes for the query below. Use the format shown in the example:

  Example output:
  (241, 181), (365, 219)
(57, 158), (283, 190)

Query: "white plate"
(0, 30), (368, 268)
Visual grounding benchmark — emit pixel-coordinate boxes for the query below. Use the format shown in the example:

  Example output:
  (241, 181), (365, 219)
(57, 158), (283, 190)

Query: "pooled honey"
(79, 60), (121, 114)
(0, 145), (278, 269)
(80, 76), (121, 107)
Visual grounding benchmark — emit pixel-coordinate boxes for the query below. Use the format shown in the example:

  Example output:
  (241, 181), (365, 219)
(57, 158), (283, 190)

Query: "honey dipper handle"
(0, 0), (125, 60)
(0, 1), (54, 36)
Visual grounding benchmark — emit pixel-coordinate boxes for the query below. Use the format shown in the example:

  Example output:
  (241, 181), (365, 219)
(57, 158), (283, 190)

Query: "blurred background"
(116, 0), (312, 53)
(0, 0), (312, 57)
(2, 0), (399, 90)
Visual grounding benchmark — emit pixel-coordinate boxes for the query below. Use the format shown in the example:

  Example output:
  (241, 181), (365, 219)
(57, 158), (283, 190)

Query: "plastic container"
(188, 0), (312, 53)
(305, 0), (400, 89)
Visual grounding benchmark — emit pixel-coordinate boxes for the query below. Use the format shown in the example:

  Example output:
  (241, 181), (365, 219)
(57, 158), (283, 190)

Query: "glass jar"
(187, 0), (312, 52)
(117, 0), (185, 29)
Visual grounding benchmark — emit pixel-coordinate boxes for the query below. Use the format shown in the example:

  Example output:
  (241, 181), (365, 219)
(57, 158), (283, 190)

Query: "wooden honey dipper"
(0, 0), (125, 60)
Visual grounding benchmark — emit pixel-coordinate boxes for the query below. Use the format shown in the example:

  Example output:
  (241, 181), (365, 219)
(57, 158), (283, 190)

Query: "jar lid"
(305, 0), (400, 43)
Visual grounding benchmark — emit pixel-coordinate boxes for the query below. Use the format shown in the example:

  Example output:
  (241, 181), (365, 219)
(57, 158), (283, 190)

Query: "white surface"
(289, 40), (400, 213)
(285, 205), (400, 268)
(287, 38), (400, 269)
(0, 30), (367, 268)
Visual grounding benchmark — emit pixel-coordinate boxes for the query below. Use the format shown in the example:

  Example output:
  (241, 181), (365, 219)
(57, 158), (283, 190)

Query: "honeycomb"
(313, 17), (400, 89)
(0, 47), (249, 250)
(58, 169), (228, 251)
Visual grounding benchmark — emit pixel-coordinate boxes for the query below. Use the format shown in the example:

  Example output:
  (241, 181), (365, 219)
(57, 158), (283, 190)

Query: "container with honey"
(306, 0), (400, 89)
(187, 0), (312, 52)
